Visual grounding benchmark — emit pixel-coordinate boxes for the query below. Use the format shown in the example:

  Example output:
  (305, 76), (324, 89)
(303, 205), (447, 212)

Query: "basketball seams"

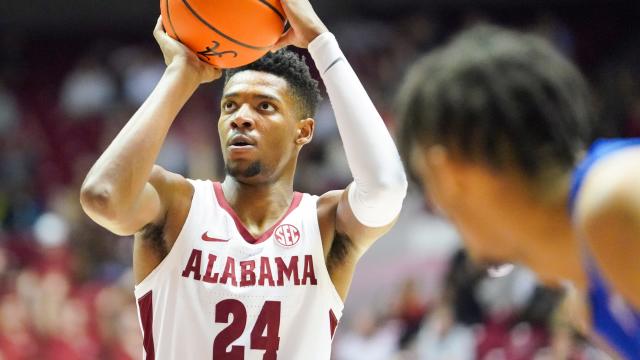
(165, 0), (183, 43)
(256, 0), (286, 23)
(181, 0), (273, 51)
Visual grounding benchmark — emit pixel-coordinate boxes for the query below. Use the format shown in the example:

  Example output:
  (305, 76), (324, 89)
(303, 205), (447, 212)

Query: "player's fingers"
(154, 16), (176, 46)
(279, 0), (306, 23)
(153, 16), (165, 41)
(212, 67), (223, 80)
(271, 29), (293, 52)
(280, 0), (302, 12)
(202, 65), (223, 83)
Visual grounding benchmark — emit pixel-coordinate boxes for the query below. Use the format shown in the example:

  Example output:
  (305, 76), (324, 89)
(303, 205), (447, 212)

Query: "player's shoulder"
(316, 190), (344, 226)
(574, 146), (640, 233)
(317, 190), (344, 209)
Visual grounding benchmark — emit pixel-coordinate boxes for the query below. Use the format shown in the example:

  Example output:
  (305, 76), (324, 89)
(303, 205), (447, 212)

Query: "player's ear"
(422, 145), (465, 208)
(295, 118), (314, 146)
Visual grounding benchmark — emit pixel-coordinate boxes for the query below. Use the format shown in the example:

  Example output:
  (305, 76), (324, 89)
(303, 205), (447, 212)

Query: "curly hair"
(397, 24), (595, 180)
(225, 49), (321, 119)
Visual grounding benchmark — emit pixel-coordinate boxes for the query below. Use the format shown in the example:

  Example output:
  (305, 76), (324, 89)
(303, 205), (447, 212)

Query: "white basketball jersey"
(134, 180), (344, 360)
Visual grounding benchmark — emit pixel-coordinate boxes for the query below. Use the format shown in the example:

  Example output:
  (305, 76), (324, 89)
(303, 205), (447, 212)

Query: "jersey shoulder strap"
(568, 138), (640, 216)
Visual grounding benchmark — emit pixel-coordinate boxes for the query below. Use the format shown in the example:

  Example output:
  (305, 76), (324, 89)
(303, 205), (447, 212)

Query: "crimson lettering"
(275, 256), (300, 286)
(220, 257), (238, 286)
(180, 250), (317, 288)
(240, 260), (256, 287)
(259, 257), (275, 286)
(301, 255), (318, 285)
(181, 249), (203, 280)
(203, 254), (219, 283)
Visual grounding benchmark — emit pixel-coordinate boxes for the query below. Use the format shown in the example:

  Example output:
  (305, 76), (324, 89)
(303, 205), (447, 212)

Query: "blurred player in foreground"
(397, 25), (639, 359)
(79, 0), (407, 358)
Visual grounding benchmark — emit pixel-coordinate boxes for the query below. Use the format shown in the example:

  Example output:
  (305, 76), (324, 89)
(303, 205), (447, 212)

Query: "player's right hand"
(153, 16), (221, 84)
(271, 0), (329, 51)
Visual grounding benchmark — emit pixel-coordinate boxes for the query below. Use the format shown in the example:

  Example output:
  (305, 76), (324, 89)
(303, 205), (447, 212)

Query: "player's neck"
(518, 210), (587, 290)
(220, 176), (295, 236)
(504, 176), (587, 291)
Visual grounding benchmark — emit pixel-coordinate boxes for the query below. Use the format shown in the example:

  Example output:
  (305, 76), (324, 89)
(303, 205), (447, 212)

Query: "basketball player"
(80, 0), (406, 359)
(397, 25), (639, 358)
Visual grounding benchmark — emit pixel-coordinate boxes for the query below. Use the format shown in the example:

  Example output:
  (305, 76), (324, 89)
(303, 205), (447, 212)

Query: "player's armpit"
(576, 163), (640, 310)
(317, 188), (396, 301)
(317, 187), (397, 261)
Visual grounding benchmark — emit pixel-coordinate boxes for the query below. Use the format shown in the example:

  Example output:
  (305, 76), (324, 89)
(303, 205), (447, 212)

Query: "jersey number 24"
(213, 299), (281, 359)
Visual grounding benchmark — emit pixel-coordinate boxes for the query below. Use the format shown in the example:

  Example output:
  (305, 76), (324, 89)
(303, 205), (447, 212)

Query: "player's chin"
(225, 160), (263, 180)
(227, 146), (258, 161)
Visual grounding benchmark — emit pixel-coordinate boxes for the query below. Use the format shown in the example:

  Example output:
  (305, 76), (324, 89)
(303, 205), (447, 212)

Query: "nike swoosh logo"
(201, 232), (229, 242)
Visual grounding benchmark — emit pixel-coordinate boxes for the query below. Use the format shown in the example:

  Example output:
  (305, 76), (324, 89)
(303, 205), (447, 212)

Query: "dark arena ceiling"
(1, 0), (637, 34)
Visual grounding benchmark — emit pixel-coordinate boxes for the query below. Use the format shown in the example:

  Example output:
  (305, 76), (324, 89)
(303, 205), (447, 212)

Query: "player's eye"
(223, 101), (236, 111)
(258, 102), (275, 112)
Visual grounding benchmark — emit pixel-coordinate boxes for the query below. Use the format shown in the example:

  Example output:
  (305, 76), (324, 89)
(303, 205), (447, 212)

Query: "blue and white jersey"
(569, 138), (640, 360)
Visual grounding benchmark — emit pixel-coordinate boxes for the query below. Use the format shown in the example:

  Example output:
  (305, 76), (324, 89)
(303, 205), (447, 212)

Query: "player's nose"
(230, 104), (255, 130)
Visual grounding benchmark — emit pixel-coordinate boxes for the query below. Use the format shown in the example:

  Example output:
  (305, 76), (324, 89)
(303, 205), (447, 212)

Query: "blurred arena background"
(1, 0), (639, 358)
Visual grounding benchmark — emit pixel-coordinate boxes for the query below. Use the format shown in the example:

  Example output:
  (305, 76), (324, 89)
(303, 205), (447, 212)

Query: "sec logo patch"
(274, 224), (300, 247)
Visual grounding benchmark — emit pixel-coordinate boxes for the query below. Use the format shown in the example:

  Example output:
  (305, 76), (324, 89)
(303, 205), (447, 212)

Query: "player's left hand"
(271, 0), (329, 51)
(153, 16), (221, 84)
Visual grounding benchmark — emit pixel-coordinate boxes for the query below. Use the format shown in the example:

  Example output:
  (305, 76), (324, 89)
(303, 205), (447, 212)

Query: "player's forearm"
(308, 33), (407, 227)
(81, 63), (199, 218)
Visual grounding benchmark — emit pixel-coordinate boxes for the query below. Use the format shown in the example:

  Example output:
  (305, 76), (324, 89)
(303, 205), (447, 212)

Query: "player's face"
(219, 71), (312, 183)
(410, 145), (524, 266)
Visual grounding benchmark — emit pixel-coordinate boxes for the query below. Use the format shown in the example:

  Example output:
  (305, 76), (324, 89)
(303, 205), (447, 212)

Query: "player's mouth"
(228, 134), (257, 151)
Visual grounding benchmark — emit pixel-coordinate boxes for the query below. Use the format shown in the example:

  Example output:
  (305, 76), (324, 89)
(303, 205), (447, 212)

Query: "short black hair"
(397, 24), (594, 180)
(225, 49), (321, 119)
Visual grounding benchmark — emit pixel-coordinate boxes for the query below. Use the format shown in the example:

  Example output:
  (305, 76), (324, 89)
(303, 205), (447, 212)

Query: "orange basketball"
(160, 0), (287, 69)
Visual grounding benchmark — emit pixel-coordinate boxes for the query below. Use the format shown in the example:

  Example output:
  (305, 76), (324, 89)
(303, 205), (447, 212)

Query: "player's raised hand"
(153, 16), (221, 84)
(272, 0), (329, 50)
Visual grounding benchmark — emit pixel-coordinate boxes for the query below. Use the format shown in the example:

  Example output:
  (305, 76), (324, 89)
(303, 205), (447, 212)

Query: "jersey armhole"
(134, 179), (205, 297)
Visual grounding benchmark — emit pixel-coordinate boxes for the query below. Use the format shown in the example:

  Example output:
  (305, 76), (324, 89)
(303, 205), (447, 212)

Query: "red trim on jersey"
(137, 290), (155, 360)
(329, 309), (339, 339)
(213, 182), (303, 245)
